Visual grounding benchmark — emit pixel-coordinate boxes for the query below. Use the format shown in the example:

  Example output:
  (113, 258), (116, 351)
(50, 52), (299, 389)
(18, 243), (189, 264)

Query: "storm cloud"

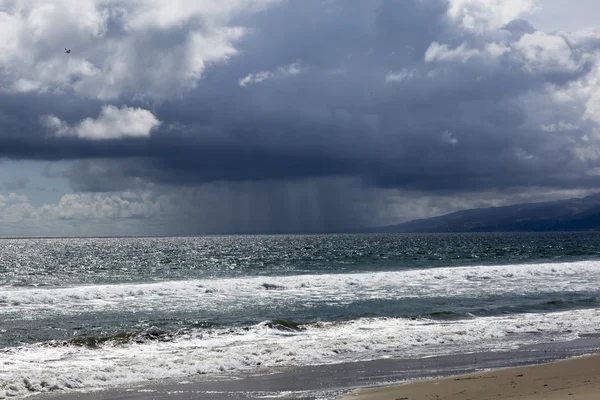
(2, 0), (600, 233)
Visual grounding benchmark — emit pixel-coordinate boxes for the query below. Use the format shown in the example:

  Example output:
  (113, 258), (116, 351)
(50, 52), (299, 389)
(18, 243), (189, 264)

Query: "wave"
(49, 320), (306, 349)
(1, 260), (599, 320)
(2, 308), (600, 398)
(50, 326), (175, 348)
(411, 296), (599, 320)
(35, 294), (600, 350)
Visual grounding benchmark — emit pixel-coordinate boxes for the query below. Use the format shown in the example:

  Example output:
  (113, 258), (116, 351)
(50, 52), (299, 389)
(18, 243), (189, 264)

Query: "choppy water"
(1, 233), (600, 398)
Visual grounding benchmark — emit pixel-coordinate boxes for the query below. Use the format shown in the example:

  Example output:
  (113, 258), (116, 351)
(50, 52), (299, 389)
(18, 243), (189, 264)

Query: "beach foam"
(2, 307), (600, 398)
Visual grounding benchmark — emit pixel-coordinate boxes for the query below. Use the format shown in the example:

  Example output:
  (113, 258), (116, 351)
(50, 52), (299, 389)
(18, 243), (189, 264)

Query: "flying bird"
(65, 48), (71, 54)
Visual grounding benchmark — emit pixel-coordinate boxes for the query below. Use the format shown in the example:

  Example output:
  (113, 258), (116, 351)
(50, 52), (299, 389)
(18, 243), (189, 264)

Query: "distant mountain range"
(378, 193), (600, 233)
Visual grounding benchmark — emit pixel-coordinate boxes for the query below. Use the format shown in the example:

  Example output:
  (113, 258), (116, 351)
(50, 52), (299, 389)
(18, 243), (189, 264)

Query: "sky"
(2, 0), (600, 236)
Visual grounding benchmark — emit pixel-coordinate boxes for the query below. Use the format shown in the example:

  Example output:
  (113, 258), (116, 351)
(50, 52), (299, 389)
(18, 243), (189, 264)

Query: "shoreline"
(341, 354), (600, 400)
(30, 338), (600, 400)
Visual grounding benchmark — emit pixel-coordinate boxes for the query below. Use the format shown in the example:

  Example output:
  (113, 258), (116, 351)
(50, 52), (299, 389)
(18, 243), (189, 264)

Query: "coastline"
(341, 354), (600, 400)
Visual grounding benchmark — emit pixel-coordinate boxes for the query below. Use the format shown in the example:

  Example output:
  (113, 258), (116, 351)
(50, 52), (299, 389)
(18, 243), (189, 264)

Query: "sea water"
(1, 233), (600, 398)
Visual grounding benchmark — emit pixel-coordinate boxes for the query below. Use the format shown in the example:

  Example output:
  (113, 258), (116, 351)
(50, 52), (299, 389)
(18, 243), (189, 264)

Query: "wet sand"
(342, 354), (600, 400)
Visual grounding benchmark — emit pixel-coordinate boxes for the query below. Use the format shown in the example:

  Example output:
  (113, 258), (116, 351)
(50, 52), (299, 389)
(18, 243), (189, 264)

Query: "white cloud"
(41, 192), (160, 221)
(580, 64), (600, 125)
(515, 148), (535, 160)
(43, 105), (161, 140)
(565, 28), (600, 48)
(539, 55), (600, 126)
(239, 71), (271, 87)
(0, 192), (37, 224)
(239, 61), (303, 87)
(425, 42), (480, 63)
(541, 120), (579, 132)
(11, 79), (44, 93)
(484, 42), (510, 58)
(385, 69), (419, 82)
(75, 106), (161, 140)
(1, 203), (37, 224)
(425, 41), (512, 64)
(0, 189), (167, 235)
(9, 193), (29, 202)
(0, 0), (280, 100)
(514, 31), (579, 73)
(441, 131), (459, 145)
(41, 115), (72, 137)
(121, 0), (278, 31)
(447, 0), (536, 33)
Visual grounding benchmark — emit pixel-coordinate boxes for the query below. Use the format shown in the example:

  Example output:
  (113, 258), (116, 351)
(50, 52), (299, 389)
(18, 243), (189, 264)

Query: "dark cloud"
(2, 0), (600, 233)
(502, 19), (536, 37)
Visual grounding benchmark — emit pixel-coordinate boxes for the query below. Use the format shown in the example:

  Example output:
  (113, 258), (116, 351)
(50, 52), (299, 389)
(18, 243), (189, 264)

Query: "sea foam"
(1, 308), (599, 398)
(1, 260), (599, 320)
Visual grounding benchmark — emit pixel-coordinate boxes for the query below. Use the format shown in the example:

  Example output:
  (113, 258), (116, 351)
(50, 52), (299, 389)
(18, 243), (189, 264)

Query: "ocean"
(1, 233), (600, 399)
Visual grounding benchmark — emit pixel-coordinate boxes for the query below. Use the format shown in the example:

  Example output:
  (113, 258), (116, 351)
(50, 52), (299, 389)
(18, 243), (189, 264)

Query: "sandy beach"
(342, 354), (600, 400)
